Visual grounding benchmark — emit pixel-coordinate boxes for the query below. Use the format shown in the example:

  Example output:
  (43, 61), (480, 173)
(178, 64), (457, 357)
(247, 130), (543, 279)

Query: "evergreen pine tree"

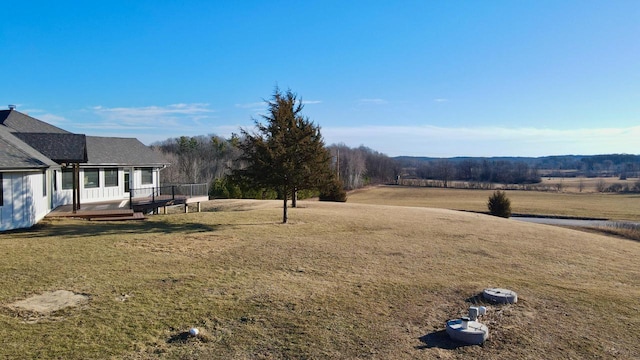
(233, 88), (333, 223)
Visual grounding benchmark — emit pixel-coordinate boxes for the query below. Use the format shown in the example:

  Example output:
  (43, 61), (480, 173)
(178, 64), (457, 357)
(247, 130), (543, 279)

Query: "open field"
(539, 176), (640, 193)
(1, 199), (639, 359)
(348, 185), (640, 221)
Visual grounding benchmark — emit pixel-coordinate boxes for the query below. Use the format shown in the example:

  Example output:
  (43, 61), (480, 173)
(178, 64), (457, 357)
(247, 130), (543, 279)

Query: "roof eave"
(81, 162), (169, 167)
(0, 165), (53, 172)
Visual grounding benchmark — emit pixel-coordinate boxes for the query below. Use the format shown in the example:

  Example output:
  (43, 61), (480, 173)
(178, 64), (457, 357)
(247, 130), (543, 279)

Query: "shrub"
(319, 177), (347, 202)
(488, 190), (511, 218)
(210, 176), (261, 199)
(606, 183), (622, 193)
(209, 178), (231, 198)
(297, 189), (319, 200)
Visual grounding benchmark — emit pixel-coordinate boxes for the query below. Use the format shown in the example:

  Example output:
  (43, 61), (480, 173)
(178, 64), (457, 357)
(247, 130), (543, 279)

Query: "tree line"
(151, 134), (241, 185)
(327, 144), (399, 190)
(152, 137), (400, 196)
(409, 159), (541, 186)
(398, 154), (640, 179)
(151, 89), (639, 206)
(153, 132), (640, 197)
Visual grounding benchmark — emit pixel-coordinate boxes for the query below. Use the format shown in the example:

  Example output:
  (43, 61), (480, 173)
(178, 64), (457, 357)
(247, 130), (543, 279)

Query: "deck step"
(90, 212), (145, 221)
(82, 210), (134, 218)
(47, 209), (134, 218)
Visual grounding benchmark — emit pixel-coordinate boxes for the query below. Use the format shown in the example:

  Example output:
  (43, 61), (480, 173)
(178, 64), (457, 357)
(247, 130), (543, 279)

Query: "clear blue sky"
(2, 1), (638, 157)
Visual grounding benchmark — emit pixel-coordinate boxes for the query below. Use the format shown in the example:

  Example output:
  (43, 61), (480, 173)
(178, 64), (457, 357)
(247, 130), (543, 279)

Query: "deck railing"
(164, 183), (209, 197)
(129, 183), (208, 209)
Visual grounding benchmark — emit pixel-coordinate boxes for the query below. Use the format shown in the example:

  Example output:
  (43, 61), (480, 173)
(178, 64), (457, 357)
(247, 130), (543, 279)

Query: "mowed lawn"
(0, 198), (639, 359)
(348, 185), (640, 221)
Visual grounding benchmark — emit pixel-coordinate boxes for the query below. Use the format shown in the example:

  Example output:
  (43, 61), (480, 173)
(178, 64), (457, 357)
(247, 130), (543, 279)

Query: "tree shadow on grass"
(416, 330), (468, 350)
(4, 219), (218, 239)
(167, 331), (191, 344)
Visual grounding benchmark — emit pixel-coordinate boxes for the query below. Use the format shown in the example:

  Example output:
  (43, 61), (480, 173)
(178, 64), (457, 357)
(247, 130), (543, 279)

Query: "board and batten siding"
(80, 168), (124, 202)
(130, 167), (160, 197)
(0, 171), (50, 231)
(56, 168), (128, 206)
(54, 167), (162, 206)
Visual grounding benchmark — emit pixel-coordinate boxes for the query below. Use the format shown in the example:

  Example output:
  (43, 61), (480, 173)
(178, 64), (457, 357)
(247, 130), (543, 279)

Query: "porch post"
(75, 163), (81, 210)
(72, 166), (77, 213)
(72, 163), (80, 213)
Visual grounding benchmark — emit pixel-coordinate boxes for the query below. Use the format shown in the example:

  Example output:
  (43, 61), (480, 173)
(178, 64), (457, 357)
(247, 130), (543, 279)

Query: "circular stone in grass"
(483, 288), (518, 304)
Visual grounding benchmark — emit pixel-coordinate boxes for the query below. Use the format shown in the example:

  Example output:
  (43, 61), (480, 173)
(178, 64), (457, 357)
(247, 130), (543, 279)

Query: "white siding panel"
(31, 172), (49, 223)
(0, 175), (10, 229)
(0, 172), (43, 231)
(56, 168), (130, 205)
(102, 186), (121, 199)
(11, 174), (30, 229)
(131, 168), (157, 198)
(82, 187), (102, 201)
(54, 189), (74, 208)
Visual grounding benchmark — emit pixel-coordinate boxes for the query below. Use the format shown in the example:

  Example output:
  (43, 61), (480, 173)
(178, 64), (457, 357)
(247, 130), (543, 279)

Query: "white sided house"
(55, 136), (168, 207)
(0, 108), (168, 231)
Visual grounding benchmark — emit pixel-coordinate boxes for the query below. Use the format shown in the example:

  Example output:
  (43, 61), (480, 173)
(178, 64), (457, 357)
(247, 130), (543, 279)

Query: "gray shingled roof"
(0, 110), (70, 134)
(14, 133), (88, 163)
(0, 126), (58, 169)
(1, 109), (167, 169)
(86, 136), (168, 166)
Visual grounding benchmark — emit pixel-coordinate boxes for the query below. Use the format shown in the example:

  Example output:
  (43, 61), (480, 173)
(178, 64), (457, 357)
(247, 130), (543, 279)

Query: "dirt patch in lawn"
(6, 290), (90, 322)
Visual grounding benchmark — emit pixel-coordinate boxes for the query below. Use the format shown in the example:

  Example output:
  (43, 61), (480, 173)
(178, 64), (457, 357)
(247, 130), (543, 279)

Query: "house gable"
(86, 136), (167, 166)
(0, 109), (70, 134)
(14, 133), (88, 164)
(0, 126), (58, 170)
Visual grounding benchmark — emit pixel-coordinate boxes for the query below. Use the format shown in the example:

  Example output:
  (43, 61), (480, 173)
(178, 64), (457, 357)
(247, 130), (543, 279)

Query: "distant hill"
(394, 155), (587, 166)
(396, 155), (542, 165)
(393, 154), (640, 180)
(395, 154), (640, 170)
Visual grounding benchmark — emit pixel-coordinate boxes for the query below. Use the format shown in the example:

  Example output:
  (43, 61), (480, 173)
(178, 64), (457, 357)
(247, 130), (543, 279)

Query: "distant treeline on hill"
(394, 154), (640, 184)
(151, 133), (639, 195)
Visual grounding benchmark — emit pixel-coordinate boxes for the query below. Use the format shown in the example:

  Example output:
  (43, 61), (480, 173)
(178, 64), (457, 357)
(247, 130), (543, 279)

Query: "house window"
(0, 173), (3, 206)
(84, 169), (100, 188)
(140, 168), (153, 185)
(104, 169), (118, 187)
(53, 170), (57, 191)
(62, 169), (74, 190)
(42, 171), (47, 196)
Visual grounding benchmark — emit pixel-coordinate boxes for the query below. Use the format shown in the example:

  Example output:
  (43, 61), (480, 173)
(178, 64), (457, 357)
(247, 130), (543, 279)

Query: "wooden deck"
(45, 203), (144, 221)
(90, 212), (146, 221)
(46, 195), (210, 221)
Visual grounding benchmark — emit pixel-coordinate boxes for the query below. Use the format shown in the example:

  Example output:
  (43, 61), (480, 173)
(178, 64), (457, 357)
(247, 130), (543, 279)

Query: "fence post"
(129, 190), (133, 210)
(172, 185), (175, 200)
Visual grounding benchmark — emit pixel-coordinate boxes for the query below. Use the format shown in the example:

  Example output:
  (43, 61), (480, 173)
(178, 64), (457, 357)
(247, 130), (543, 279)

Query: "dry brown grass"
(0, 199), (638, 359)
(540, 176), (639, 193)
(348, 185), (640, 221)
